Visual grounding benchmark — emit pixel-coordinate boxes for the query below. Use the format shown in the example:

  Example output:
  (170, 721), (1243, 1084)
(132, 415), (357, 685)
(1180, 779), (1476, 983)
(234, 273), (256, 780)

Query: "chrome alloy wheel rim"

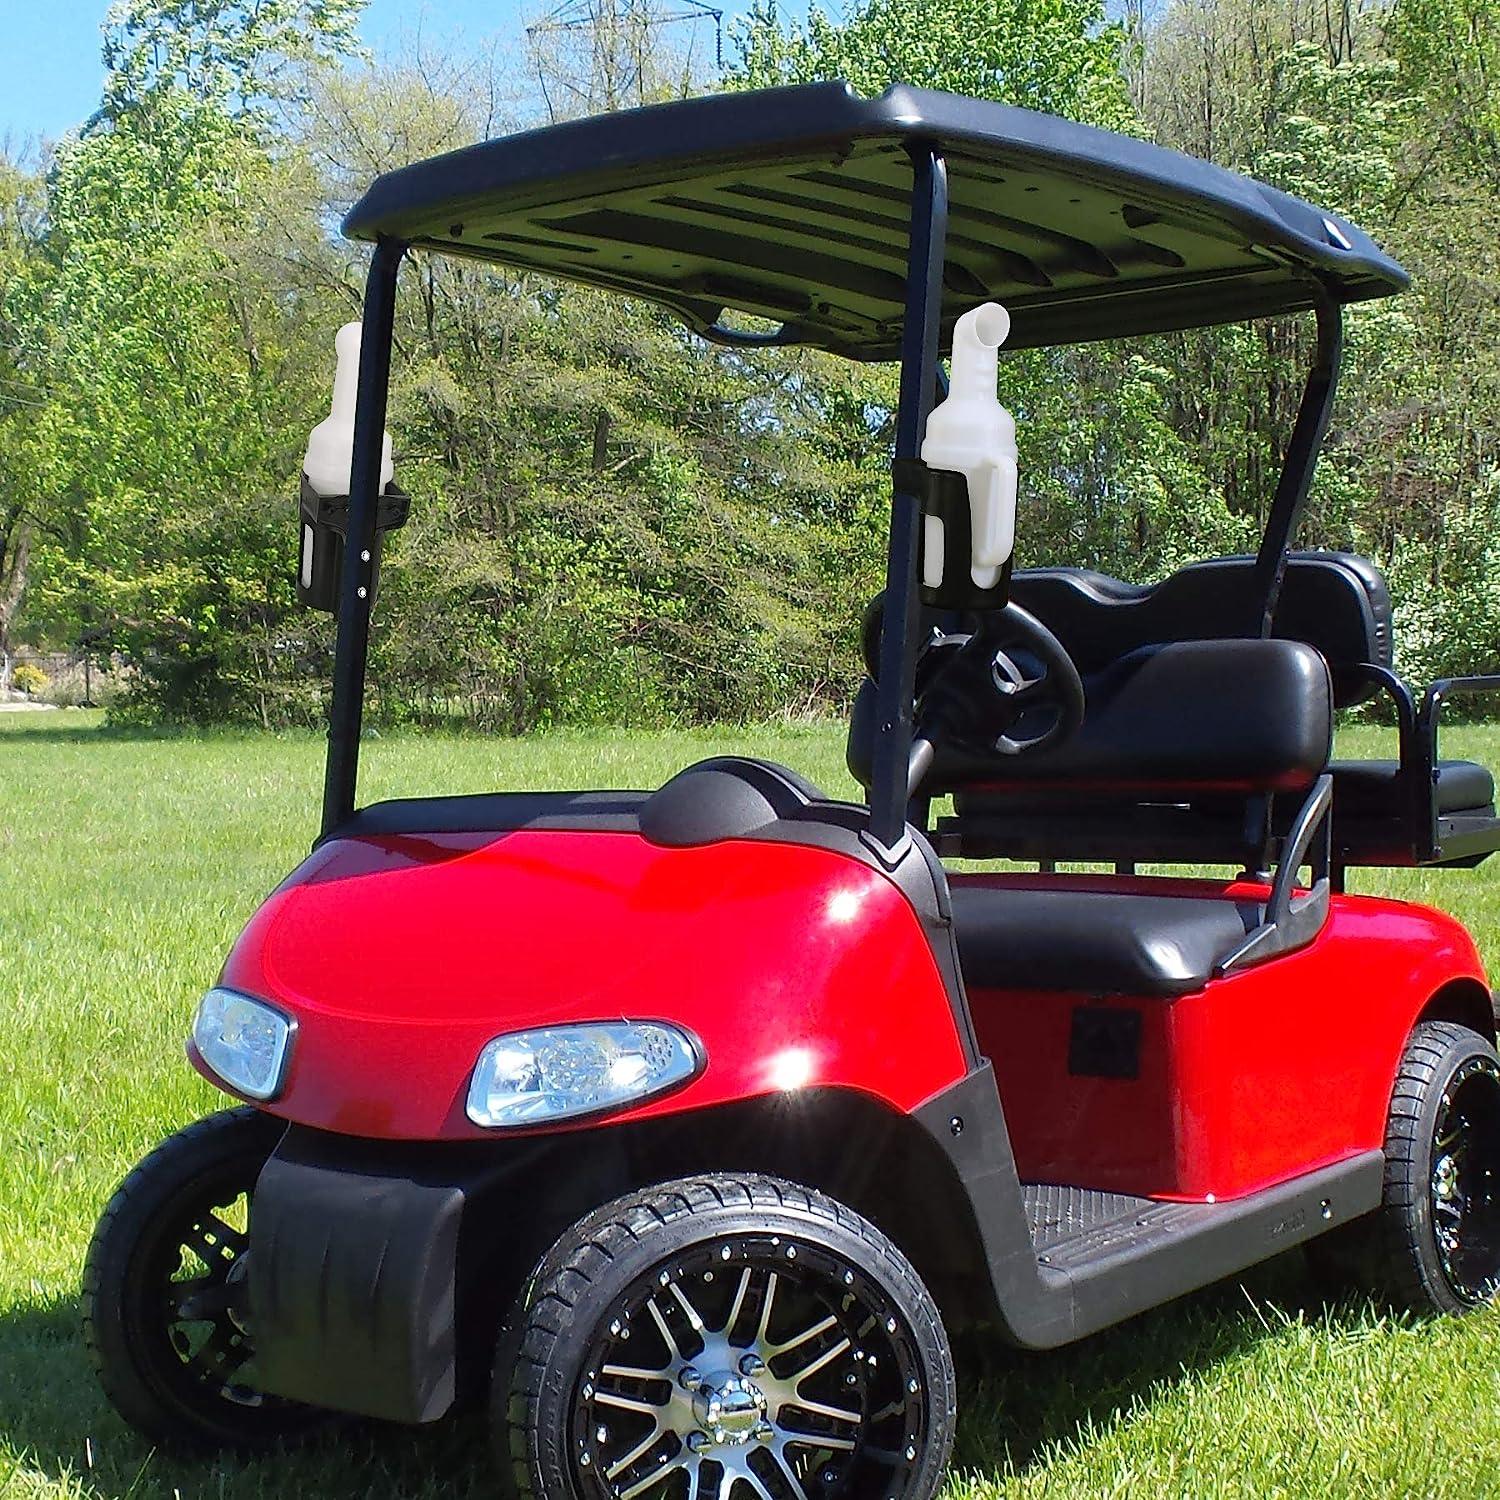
(1431, 1055), (1500, 1305)
(571, 1235), (928, 1499)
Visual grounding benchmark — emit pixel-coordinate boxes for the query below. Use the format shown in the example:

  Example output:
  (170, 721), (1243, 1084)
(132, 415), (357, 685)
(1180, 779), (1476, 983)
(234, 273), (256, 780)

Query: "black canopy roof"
(343, 82), (1408, 360)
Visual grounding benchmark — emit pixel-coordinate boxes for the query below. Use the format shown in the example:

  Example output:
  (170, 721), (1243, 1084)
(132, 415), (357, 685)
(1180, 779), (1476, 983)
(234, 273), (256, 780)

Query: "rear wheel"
(1308, 1021), (1500, 1313)
(82, 1107), (320, 1450)
(495, 1173), (955, 1500)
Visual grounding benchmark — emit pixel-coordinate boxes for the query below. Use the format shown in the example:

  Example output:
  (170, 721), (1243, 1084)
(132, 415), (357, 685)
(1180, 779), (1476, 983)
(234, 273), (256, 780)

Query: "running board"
(915, 1066), (1386, 1350)
(1029, 1152), (1385, 1342)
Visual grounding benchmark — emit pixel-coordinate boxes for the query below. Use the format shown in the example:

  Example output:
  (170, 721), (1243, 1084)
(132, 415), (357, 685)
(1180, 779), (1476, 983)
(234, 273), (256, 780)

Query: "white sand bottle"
(920, 302), (1016, 590)
(302, 322), (394, 498)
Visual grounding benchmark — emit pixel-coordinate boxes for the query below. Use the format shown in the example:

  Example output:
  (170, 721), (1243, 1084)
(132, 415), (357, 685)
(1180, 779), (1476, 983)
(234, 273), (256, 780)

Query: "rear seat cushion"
(1332, 759), (1496, 816)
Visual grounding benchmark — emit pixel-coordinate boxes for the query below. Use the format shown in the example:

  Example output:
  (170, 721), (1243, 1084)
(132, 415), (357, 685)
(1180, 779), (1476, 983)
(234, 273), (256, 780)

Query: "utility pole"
(525, 0), (724, 122)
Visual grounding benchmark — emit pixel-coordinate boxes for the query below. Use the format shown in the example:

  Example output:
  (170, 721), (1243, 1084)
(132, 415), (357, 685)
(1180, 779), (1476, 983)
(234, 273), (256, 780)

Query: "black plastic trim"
(325, 789), (648, 845)
(913, 1066), (1385, 1348)
(322, 238), (406, 837)
(1218, 773), (1332, 973)
(248, 1129), (473, 1422)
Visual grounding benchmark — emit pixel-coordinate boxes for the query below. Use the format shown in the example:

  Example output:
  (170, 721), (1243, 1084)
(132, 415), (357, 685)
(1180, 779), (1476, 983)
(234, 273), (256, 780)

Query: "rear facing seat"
(890, 550), (1499, 872)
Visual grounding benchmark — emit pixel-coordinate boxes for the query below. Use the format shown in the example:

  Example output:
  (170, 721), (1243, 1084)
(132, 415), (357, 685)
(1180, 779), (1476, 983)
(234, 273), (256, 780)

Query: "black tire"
(1308, 1021), (1500, 1314)
(494, 1173), (956, 1500)
(82, 1107), (321, 1450)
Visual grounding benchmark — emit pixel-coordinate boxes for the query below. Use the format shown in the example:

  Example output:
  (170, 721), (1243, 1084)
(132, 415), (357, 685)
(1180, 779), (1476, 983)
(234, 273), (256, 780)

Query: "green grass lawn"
(5, 711), (1500, 1498)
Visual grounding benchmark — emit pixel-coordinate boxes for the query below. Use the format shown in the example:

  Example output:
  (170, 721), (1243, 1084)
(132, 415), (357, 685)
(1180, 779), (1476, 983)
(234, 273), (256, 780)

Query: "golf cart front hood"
(206, 826), (966, 1139)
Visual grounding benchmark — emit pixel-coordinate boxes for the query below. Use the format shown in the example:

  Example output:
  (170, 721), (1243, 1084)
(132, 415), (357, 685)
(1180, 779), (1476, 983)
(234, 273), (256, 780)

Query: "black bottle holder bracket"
(297, 475), (411, 612)
(894, 458), (1014, 613)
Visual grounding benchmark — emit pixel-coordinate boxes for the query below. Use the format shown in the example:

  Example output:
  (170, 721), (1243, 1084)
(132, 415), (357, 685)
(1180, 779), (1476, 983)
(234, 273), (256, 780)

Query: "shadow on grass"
(0, 1295), (493, 1500)
(1, 1259), (1379, 1500)
(948, 1248), (1373, 1482)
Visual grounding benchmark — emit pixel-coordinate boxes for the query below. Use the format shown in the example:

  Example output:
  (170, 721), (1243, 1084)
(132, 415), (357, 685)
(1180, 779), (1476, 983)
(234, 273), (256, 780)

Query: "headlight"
(466, 1022), (700, 1128)
(191, 987), (294, 1101)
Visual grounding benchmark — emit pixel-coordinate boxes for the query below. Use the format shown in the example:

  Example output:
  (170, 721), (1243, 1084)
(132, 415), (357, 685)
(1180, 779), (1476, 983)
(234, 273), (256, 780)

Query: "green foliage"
(101, 0), (368, 122)
(5, 0), (1500, 728)
(732, 0), (1135, 129)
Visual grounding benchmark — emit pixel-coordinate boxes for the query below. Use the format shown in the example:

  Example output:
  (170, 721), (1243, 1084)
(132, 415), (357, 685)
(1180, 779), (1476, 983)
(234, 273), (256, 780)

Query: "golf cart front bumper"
(248, 1128), (482, 1423)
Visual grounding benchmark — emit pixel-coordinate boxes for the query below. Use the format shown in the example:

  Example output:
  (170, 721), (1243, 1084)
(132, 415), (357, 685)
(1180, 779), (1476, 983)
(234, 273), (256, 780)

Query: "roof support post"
(1250, 288), (1343, 636)
(322, 237), (406, 838)
(869, 146), (948, 848)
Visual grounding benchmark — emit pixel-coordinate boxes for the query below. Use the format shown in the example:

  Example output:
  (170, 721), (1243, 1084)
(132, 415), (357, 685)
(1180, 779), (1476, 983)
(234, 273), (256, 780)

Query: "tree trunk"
(0, 515), (31, 676)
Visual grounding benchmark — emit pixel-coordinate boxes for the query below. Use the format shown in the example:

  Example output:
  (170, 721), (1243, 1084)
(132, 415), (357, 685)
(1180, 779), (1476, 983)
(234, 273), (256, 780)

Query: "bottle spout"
(329, 322), (362, 426)
(949, 302), (1011, 400)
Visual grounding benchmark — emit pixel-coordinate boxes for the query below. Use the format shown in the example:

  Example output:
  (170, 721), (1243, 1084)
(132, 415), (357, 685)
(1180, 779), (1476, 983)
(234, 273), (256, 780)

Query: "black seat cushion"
(950, 879), (1264, 997)
(847, 637), (1332, 799)
(1332, 759), (1496, 816)
(1010, 551), (1393, 708)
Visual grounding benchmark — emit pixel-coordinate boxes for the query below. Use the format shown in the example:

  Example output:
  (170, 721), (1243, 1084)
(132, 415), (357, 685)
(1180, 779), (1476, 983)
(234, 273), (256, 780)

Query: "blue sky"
(0, 0), (760, 145)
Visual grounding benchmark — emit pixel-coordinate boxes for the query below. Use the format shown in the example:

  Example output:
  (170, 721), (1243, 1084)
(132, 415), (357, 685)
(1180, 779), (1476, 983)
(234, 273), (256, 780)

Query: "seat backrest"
(1009, 551), (1392, 708)
(847, 637), (1334, 799)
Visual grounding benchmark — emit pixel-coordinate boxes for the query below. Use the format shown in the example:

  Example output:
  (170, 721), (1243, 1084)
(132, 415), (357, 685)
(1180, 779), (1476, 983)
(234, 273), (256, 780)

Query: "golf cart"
(83, 83), (1500, 1500)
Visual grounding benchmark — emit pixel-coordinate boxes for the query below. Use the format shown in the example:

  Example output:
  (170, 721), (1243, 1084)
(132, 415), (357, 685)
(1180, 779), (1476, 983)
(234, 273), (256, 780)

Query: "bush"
(10, 663), (48, 697)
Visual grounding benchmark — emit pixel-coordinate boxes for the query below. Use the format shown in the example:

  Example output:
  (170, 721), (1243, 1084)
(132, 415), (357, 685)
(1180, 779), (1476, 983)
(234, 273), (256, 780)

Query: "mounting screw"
(360, 549), (371, 563)
(356, 586), (367, 599)
(949, 1116), (964, 1136)
(1320, 1198), (1333, 1220)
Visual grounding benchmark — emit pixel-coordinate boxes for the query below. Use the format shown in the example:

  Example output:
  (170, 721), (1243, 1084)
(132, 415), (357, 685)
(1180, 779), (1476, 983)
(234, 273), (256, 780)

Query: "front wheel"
(495, 1174), (956, 1500)
(82, 1107), (321, 1450)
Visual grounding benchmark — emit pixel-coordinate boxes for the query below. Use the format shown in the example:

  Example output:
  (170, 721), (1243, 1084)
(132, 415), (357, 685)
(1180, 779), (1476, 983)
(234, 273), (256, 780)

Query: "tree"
(10, 0), (1500, 726)
(733, 0), (1136, 129)
(525, 0), (722, 121)
(100, 0), (367, 124)
(12, 1), (368, 721)
(0, 154), (49, 688)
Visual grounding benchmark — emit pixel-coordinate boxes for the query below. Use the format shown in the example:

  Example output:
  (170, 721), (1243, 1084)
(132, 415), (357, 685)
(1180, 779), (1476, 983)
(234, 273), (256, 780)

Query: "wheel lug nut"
(753, 1421), (775, 1442)
(679, 1366), (703, 1391)
(687, 1430), (712, 1453)
(739, 1353), (766, 1376)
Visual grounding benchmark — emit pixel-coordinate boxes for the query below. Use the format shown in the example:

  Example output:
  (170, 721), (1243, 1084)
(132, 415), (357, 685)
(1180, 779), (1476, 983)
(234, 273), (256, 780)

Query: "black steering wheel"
(917, 602), (1085, 757)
